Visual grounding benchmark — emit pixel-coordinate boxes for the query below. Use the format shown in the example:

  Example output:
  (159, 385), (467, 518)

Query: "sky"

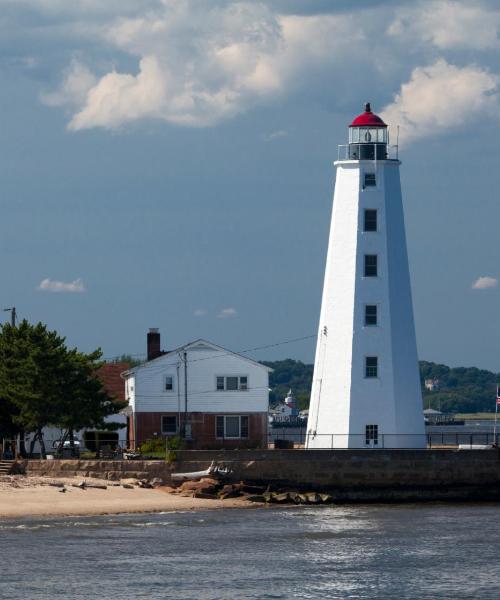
(1, 0), (500, 370)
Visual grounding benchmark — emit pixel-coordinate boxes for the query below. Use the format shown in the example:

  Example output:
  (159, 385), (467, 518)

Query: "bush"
(166, 435), (184, 463)
(138, 437), (166, 456)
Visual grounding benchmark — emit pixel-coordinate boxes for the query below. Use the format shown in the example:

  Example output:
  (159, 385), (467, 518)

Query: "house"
(123, 329), (272, 449)
(424, 379), (440, 392)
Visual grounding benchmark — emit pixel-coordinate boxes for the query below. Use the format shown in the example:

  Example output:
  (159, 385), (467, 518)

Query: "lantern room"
(348, 102), (388, 160)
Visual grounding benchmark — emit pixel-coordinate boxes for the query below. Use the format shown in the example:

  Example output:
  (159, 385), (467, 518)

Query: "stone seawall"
(25, 449), (500, 502)
(173, 449), (500, 501)
(25, 459), (176, 481)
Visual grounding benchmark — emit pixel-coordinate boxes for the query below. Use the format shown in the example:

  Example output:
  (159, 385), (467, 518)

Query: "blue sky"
(1, 0), (500, 369)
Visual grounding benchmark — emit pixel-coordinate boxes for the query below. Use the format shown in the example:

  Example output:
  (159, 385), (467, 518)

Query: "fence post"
(331, 434), (334, 449)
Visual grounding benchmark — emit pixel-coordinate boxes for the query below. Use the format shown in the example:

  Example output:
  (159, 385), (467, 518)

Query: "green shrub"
(166, 435), (183, 463)
(139, 437), (166, 456)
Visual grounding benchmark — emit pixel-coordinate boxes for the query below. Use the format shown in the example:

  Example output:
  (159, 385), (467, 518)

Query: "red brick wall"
(133, 412), (268, 449)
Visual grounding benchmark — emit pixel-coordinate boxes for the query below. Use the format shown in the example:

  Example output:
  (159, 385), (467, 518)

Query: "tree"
(0, 320), (126, 457)
(56, 348), (128, 455)
(111, 354), (143, 368)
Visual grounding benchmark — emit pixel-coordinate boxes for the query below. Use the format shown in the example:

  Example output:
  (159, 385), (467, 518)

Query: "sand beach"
(0, 475), (254, 519)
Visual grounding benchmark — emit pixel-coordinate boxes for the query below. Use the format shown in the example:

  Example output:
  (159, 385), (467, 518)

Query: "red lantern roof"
(350, 103), (386, 128)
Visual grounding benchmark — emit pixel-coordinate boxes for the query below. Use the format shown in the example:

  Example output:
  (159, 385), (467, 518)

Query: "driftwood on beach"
(171, 460), (232, 482)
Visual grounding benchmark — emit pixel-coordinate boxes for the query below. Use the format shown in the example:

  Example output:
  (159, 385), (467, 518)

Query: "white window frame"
(364, 304), (378, 327)
(365, 356), (378, 378)
(161, 415), (179, 435)
(364, 254), (378, 278)
(365, 424), (379, 446)
(215, 415), (249, 439)
(363, 209), (378, 232)
(164, 375), (175, 392)
(363, 172), (377, 189)
(215, 376), (249, 391)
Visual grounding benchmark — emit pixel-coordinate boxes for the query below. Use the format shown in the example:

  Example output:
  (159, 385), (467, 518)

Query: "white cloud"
(263, 129), (288, 141)
(389, 1), (500, 50)
(381, 60), (500, 144)
(217, 307), (237, 319)
(42, 59), (97, 108)
(38, 278), (86, 293)
(24, 0), (500, 142)
(194, 308), (208, 317)
(42, 3), (369, 131)
(472, 276), (498, 290)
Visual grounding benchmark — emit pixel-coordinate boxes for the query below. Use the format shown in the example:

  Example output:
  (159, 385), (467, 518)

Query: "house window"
(364, 254), (378, 277)
(161, 415), (178, 435)
(364, 305), (378, 326)
(365, 424), (379, 446)
(216, 415), (249, 439)
(165, 376), (174, 391)
(363, 209), (377, 232)
(365, 356), (378, 378)
(216, 376), (248, 391)
(226, 377), (238, 391)
(364, 173), (376, 187)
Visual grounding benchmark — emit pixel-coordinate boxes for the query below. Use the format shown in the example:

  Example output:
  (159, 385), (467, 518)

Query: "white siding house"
(124, 336), (271, 449)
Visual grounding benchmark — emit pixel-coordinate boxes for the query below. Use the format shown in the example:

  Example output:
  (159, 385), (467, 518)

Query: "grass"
(455, 412), (498, 420)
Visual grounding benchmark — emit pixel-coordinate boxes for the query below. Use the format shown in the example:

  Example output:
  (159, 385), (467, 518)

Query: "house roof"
(122, 338), (273, 377)
(98, 362), (130, 403)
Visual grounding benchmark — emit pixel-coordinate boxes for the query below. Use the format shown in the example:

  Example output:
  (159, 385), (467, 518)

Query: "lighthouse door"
(365, 425), (378, 448)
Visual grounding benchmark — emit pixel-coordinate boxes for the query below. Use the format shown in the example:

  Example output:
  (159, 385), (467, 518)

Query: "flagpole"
(494, 385), (499, 446)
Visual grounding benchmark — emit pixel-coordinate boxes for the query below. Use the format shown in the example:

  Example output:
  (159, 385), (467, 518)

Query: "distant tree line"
(419, 361), (499, 413)
(0, 321), (126, 458)
(262, 359), (500, 414)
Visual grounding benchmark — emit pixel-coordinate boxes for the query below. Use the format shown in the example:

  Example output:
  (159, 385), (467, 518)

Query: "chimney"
(147, 328), (162, 361)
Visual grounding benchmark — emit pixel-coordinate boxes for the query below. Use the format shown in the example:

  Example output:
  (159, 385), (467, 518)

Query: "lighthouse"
(306, 103), (426, 449)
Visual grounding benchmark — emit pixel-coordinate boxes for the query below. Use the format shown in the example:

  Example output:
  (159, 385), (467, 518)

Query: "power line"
(119, 333), (317, 379)
(104, 333), (316, 365)
(134, 384), (274, 400)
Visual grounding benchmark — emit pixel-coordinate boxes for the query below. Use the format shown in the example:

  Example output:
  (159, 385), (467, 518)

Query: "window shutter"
(241, 416), (249, 438)
(216, 416), (225, 438)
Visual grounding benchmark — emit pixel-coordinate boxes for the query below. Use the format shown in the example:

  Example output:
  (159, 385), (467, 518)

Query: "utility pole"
(183, 351), (189, 439)
(3, 307), (16, 327)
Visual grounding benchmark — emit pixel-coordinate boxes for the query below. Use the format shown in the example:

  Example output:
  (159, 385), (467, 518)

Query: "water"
(2, 504), (500, 599)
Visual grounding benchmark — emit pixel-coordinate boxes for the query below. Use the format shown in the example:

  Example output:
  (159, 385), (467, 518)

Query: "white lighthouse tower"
(306, 103), (425, 449)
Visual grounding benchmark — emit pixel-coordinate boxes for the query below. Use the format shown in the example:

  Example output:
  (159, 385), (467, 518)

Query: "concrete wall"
(25, 449), (500, 501)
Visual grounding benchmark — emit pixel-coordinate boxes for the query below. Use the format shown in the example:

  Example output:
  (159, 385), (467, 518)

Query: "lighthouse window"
(364, 255), (378, 277)
(365, 305), (378, 326)
(364, 209), (377, 232)
(365, 356), (378, 378)
(365, 424), (379, 445)
(364, 173), (376, 187)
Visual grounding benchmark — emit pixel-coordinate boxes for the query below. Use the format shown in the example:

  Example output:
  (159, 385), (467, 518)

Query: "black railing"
(3, 431), (499, 460)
